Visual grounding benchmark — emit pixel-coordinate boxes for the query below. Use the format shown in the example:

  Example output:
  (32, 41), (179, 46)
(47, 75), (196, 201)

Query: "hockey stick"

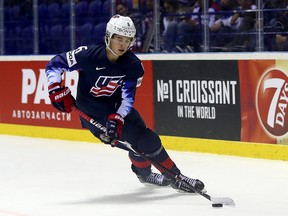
(71, 105), (235, 207)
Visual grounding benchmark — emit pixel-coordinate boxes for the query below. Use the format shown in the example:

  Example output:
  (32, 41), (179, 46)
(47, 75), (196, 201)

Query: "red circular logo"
(256, 69), (288, 136)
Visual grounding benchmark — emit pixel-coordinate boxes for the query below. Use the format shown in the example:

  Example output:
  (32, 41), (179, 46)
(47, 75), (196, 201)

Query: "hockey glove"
(106, 113), (124, 141)
(49, 86), (75, 113)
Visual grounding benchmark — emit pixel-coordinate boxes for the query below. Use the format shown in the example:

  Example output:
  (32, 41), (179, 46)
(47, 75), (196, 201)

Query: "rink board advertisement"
(0, 60), (154, 129)
(239, 60), (288, 144)
(0, 57), (287, 144)
(153, 60), (241, 140)
(0, 61), (82, 129)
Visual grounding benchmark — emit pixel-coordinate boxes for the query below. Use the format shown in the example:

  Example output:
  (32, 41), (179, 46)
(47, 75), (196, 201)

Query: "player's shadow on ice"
(64, 187), (194, 204)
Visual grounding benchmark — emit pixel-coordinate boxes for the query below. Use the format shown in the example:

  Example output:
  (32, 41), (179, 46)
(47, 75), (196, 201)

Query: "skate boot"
(137, 173), (172, 186)
(131, 165), (171, 186)
(170, 174), (205, 193)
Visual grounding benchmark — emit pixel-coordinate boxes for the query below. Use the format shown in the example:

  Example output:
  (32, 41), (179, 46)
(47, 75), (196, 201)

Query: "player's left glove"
(105, 113), (124, 142)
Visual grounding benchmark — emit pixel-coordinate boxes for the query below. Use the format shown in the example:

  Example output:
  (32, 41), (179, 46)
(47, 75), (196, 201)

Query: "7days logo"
(256, 69), (288, 137)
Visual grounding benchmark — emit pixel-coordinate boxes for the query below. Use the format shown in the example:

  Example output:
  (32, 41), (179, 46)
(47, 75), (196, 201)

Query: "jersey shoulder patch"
(66, 46), (88, 67)
(66, 50), (77, 67)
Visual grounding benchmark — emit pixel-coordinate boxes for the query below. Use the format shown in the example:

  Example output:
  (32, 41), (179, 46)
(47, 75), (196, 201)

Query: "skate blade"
(175, 188), (207, 194)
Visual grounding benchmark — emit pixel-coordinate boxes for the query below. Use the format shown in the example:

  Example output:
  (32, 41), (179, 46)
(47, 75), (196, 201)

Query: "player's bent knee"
(136, 128), (162, 154)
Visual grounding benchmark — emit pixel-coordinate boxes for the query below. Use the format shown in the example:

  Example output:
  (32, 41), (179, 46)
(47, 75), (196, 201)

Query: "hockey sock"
(129, 151), (151, 177)
(146, 145), (181, 175)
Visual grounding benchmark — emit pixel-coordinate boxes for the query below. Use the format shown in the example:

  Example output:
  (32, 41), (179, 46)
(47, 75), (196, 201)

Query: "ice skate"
(131, 165), (171, 186)
(170, 174), (205, 193)
(136, 172), (171, 186)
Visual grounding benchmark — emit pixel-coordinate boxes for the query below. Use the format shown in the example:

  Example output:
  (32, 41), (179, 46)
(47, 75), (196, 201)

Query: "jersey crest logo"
(90, 76), (124, 97)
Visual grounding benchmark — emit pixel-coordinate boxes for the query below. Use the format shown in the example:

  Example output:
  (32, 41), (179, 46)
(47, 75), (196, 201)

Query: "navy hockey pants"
(80, 108), (179, 176)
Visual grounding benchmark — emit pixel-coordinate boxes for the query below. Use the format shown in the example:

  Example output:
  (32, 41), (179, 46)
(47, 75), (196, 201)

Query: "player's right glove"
(106, 113), (124, 140)
(49, 86), (75, 113)
(100, 113), (124, 145)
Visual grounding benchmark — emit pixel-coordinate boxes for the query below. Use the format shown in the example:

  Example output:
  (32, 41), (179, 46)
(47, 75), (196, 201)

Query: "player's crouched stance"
(45, 14), (205, 194)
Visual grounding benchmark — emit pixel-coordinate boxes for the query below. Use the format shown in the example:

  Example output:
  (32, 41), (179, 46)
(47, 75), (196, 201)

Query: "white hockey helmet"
(105, 14), (136, 47)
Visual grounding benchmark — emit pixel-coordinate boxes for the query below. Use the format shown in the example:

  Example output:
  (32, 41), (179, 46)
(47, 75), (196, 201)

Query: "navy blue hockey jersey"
(45, 44), (144, 118)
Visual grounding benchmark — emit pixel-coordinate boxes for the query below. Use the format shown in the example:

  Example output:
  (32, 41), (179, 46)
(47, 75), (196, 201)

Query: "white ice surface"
(0, 134), (288, 216)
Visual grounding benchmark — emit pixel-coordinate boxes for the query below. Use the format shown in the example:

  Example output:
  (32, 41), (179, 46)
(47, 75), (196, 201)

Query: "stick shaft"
(72, 105), (235, 206)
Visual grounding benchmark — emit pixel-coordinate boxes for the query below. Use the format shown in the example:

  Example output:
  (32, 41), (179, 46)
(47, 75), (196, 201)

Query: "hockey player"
(45, 14), (205, 193)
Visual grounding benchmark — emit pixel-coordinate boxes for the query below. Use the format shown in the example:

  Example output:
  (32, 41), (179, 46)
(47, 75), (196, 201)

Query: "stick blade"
(211, 197), (235, 207)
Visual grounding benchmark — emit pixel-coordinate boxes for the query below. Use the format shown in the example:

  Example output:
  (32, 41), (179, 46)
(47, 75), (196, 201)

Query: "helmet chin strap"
(105, 35), (132, 57)
(105, 37), (119, 57)
(106, 43), (130, 57)
(106, 45), (119, 57)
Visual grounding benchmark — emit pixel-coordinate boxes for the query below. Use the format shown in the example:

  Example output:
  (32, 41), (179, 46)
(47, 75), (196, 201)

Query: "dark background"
(153, 60), (241, 141)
